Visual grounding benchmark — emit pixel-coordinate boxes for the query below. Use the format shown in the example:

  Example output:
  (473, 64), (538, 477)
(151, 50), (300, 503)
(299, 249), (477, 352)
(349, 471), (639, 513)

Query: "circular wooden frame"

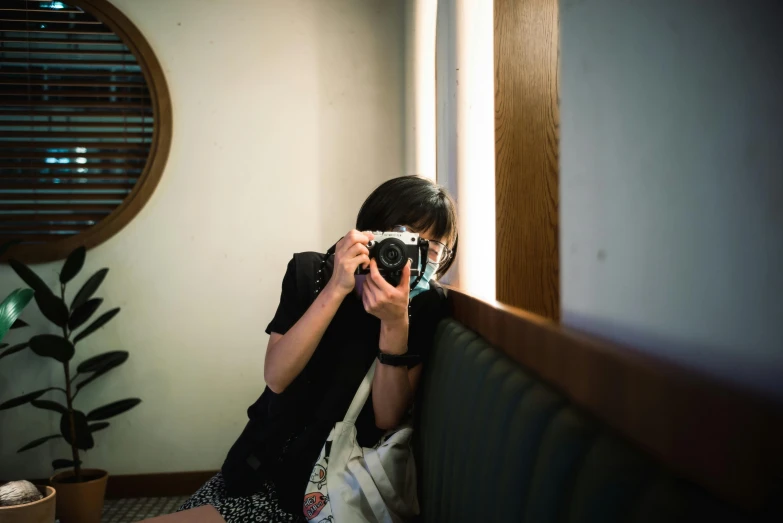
(4, 0), (172, 264)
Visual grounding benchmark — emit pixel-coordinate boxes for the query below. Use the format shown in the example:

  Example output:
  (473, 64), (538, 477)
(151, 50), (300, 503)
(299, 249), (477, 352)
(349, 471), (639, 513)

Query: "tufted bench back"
(414, 318), (769, 523)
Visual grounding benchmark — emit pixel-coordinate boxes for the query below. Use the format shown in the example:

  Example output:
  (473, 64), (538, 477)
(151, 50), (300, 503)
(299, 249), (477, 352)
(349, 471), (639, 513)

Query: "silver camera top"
(367, 230), (420, 248)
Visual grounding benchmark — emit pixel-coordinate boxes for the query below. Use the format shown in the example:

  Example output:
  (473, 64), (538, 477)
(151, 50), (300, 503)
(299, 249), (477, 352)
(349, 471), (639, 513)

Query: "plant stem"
(63, 362), (81, 482)
(61, 283), (82, 482)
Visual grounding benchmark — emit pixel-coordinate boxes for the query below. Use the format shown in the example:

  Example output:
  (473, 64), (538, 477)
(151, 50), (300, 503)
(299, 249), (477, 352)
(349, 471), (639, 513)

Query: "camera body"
(356, 231), (428, 286)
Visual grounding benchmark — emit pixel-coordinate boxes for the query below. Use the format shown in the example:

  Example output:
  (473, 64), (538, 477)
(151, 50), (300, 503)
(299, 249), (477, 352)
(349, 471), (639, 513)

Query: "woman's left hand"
(362, 258), (411, 326)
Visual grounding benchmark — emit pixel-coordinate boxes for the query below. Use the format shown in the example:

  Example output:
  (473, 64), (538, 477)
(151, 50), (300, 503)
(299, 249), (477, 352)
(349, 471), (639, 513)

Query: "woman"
(180, 176), (458, 521)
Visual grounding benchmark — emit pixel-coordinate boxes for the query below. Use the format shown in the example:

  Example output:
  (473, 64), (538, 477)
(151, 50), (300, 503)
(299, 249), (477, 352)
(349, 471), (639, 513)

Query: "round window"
(0, 0), (172, 263)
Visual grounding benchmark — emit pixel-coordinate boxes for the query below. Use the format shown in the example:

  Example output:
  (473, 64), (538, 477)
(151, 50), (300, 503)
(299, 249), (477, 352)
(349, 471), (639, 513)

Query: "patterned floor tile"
(100, 496), (189, 523)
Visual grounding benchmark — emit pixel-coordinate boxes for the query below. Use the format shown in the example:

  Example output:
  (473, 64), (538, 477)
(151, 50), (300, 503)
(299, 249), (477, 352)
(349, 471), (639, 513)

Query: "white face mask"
(409, 261), (437, 299)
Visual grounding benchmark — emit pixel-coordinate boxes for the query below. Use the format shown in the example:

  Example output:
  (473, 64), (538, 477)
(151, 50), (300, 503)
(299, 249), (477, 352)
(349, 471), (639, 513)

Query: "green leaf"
(73, 307), (120, 344)
(52, 459), (81, 470)
(89, 422), (110, 433)
(34, 291), (69, 328)
(29, 334), (75, 363)
(31, 399), (68, 414)
(17, 434), (62, 453)
(0, 288), (34, 342)
(0, 240), (21, 258)
(60, 246), (86, 284)
(86, 398), (141, 421)
(68, 298), (103, 331)
(60, 410), (93, 450)
(0, 342), (28, 361)
(76, 366), (119, 391)
(8, 259), (50, 296)
(71, 268), (108, 311)
(0, 388), (50, 410)
(11, 318), (29, 329)
(77, 351), (128, 374)
(75, 351), (129, 393)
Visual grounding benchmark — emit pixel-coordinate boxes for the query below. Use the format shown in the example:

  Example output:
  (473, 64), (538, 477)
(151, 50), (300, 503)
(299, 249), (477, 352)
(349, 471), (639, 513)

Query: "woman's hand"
(362, 258), (411, 329)
(324, 230), (373, 297)
(365, 259), (415, 429)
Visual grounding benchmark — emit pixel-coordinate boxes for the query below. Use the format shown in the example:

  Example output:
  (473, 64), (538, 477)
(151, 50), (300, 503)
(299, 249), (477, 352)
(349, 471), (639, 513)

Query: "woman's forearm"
(264, 285), (345, 393)
(372, 320), (416, 429)
(265, 230), (372, 393)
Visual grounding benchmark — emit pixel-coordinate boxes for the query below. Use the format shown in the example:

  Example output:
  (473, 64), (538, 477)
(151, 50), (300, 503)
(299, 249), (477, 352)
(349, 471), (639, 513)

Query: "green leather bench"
(414, 319), (758, 523)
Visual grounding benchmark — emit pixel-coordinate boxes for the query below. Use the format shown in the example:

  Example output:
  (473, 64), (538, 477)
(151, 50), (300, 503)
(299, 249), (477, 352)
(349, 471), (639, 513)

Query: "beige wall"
(0, 0), (405, 479)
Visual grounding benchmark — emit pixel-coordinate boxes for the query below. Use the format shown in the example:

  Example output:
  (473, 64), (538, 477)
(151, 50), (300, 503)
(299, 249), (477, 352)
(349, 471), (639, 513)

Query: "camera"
(356, 231), (429, 287)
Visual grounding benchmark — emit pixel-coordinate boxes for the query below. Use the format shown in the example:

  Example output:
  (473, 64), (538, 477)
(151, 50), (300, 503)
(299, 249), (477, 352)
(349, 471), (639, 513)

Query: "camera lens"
(377, 239), (407, 270)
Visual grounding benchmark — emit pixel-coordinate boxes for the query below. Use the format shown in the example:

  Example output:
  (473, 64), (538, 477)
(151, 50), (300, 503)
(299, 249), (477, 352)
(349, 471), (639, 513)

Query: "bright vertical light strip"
(416, 0), (437, 180)
(454, 0), (496, 300)
(405, 0), (438, 179)
(435, 0), (457, 286)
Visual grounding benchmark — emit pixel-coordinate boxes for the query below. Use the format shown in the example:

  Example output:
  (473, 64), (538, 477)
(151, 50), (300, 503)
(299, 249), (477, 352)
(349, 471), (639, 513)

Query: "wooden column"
(494, 0), (560, 320)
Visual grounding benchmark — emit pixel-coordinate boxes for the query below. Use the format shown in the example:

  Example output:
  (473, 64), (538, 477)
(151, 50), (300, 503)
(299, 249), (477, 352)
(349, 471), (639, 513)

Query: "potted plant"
(0, 242), (57, 523)
(0, 245), (141, 523)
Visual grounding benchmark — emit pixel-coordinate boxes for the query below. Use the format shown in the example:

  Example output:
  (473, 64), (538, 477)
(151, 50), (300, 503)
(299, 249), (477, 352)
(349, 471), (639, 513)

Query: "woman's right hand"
(325, 229), (374, 296)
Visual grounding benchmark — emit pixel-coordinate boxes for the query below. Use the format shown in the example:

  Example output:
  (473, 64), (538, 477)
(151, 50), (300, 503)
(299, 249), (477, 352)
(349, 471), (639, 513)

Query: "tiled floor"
(100, 496), (190, 522)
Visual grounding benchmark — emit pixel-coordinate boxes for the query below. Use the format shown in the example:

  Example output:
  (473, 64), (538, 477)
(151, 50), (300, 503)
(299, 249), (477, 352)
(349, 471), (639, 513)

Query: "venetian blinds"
(0, 0), (154, 250)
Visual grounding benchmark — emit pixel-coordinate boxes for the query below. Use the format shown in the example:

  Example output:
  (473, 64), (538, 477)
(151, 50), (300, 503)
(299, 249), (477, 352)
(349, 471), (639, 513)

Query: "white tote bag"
(302, 361), (420, 523)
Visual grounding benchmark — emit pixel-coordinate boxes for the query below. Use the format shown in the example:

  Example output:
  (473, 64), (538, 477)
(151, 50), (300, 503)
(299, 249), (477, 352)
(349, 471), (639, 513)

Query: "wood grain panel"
(445, 286), (783, 513)
(494, 0), (560, 319)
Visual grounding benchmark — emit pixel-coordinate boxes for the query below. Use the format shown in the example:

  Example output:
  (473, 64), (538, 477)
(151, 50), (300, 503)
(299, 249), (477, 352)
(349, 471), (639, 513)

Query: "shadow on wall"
(560, 0), (783, 403)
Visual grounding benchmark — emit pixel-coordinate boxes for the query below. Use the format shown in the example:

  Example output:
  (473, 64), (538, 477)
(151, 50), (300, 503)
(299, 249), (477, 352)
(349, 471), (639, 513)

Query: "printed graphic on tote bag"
(303, 492), (330, 521)
(310, 464), (327, 489)
(304, 438), (333, 521)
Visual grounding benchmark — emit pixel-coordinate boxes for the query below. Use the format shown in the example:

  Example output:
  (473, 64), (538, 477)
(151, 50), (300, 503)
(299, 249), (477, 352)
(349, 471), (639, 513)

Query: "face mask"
(409, 261), (437, 299)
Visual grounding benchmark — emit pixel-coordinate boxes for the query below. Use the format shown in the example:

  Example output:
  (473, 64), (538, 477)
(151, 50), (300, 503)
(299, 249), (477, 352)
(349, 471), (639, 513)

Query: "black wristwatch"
(377, 349), (421, 367)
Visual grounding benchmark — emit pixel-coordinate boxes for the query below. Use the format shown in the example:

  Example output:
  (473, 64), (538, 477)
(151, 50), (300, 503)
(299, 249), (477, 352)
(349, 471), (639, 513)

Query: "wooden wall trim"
(18, 470), (218, 499)
(103, 471), (217, 499)
(445, 286), (783, 512)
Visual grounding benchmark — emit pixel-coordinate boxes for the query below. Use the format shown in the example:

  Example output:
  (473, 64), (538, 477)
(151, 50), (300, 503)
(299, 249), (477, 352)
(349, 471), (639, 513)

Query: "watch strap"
(377, 350), (421, 367)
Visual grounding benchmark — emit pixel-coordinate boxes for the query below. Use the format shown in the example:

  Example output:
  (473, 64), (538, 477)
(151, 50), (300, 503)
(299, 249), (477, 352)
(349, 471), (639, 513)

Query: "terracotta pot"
(50, 469), (108, 523)
(0, 485), (56, 523)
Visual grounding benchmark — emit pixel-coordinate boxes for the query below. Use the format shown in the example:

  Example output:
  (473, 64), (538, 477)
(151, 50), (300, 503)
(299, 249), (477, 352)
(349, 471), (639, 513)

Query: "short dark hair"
(356, 175), (458, 277)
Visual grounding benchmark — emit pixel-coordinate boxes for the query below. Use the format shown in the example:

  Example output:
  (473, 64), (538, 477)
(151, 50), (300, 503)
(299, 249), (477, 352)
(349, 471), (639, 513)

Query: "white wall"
(435, 0), (495, 297)
(0, 0), (404, 479)
(560, 0), (783, 400)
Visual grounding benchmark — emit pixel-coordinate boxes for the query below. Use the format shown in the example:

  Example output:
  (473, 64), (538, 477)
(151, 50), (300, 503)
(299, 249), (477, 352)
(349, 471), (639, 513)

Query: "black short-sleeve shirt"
(264, 257), (303, 336)
(221, 251), (447, 512)
(265, 252), (444, 364)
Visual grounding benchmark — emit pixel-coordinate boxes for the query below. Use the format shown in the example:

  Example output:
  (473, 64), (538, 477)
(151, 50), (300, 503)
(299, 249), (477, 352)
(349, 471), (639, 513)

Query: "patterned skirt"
(178, 472), (306, 523)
